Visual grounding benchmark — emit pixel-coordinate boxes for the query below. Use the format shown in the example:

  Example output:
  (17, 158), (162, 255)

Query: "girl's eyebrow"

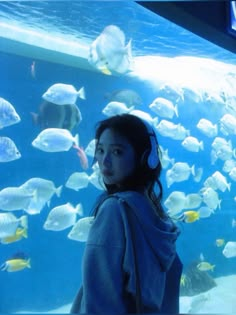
(97, 142), (126, 148)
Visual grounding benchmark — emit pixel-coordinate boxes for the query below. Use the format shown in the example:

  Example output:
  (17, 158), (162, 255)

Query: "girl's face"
(95, 128), (136, 186)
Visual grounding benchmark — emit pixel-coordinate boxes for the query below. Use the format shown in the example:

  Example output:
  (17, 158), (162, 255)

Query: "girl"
(71, 114), (182, 314)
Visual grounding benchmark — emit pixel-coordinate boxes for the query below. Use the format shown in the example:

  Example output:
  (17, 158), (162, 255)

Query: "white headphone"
(141, 119), (160, 169)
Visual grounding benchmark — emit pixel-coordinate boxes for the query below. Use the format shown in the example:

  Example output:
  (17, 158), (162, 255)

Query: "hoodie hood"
(115, 191), (180, 271)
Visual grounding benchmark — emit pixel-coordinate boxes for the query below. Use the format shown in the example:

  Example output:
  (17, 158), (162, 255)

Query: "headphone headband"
(141, 119), (159, 169)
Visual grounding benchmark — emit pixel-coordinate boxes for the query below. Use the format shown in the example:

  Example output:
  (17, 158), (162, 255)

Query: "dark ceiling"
(137, 1), (236, 55)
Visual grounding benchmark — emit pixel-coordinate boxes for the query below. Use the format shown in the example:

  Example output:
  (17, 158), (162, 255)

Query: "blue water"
(0, 1), (236, 313)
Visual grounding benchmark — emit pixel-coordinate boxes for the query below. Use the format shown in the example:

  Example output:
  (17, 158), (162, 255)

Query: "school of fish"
(1, 24), (236, 272)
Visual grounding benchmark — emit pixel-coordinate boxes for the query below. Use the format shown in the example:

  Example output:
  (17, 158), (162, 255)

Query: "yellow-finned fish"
(178, 210), (200, 223)
(0, 258), (31, 272)
(197, 261), (215, 272)
(1, 227), (28, 244)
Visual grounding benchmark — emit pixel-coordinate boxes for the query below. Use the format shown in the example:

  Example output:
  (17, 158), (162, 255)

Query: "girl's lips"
(102, 170), (113, 176)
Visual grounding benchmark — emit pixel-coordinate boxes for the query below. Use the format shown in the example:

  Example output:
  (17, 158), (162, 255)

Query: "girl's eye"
(95, 147), (104, 155)
(112, 149), (123, 156)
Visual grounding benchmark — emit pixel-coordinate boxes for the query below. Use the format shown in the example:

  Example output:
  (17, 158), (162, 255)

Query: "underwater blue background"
(0, 1), (236, 313)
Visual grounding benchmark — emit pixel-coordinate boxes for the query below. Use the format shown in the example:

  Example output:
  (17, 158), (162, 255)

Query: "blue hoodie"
(71, 191), (182, 314)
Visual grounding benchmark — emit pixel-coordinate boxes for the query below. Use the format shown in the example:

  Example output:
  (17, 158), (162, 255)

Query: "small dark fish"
(31, 101), (82, 131)
(105, 89), (143, 107)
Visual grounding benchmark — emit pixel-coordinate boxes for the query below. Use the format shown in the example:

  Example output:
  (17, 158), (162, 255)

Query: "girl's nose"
(103, 152), (111, 166)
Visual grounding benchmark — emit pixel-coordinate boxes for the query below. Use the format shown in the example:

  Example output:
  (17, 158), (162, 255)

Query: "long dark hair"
(94, 114), (166, 218)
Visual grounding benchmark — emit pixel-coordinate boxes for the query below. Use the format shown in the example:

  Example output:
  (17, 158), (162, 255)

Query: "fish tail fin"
(27, 258), (31, 269)
(20, 215), (28, 229)
(22, 228), (28, 239)
(75, 203), (84, 216)
(0, 263), (7, 271)
(73, 134), (79, 147)
(56, 185), (63, 198)
(77, 87), (86, 100)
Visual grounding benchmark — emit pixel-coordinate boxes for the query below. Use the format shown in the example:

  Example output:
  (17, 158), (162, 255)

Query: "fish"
(178, 210), (200, 223)
(197, 261), (215, 271)
(1, 227), (27, 244)
(222, 241), (236, 258)
(73, 145), (89, 170)
(156, 119), (176, 137)
(229, 167), (236, 181)
(32, 128), (79, 152)
(21, 177), (62, 201)
(200, 187), (221, 210)
(216, 145), (236, 162)
(88, 25), (133, 75)
(156, 120), (190, 140)
(104, 89), (142, 107)
(0, 187), (37, 212)
(20, 178), (63, 214)
(198, 206), (215, 218)
(164, 191), (187, 215)
(42, 83), (85, 105)
(149, 97), (178, 119)
(211, 171), (231, 192)
(185, 193), (202, 209)
(0, 213), (27, 238)
(0, 136), (21, 162)
(68, 216), (95, 242)
(211, 137), (231, 151)
(65, 172), (90, 191)
(102, 101), (134, 117)
(43, 202), (83, 231)
(196, 118), (218, 137)
(0, 97), (21, 129)
(223, 159), (236, 173)
(215, 239), (225, 247)
(220, 113), (236, 135)
(31, 101), (82, 131)
(0, 257), (31, 272)
(166, 162), (195, 187)
(172, 124), (190, 140)
(89, 163), (105, 190)
(130, 109), (158, 125)
(204, 175), (218, 190)
(181, 136), (204, 152)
